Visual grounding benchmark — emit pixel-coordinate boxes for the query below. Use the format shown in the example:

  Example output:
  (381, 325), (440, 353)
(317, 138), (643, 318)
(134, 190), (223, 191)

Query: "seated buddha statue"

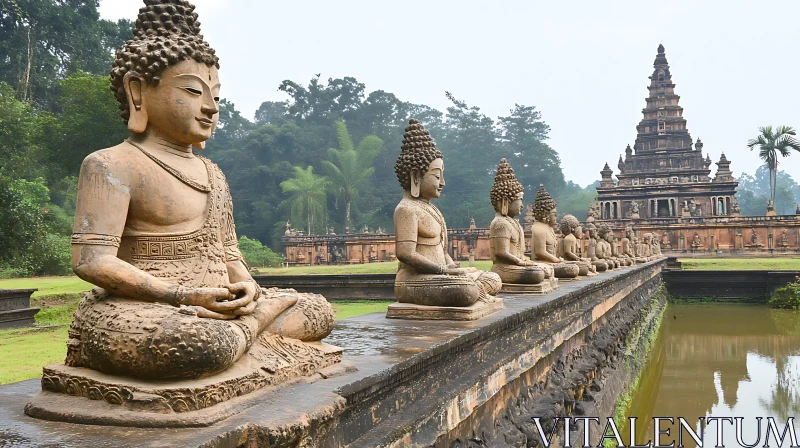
(640, 233), (654, 260)
(608, 232), (632, 267)
(531, 185), (580, 279)
(26, 1), (339, 424)
(584, 223), (610, 272)
(558, 215), (596, 277)
(622, 227), (647, 264)
(488, 159), (554, 291)
(596, 225), (619, 269)
(389, 119), (502, 319)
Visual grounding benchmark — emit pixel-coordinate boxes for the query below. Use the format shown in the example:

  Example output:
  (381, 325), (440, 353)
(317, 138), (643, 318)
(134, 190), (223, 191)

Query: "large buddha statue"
(585, 223), (611, 272)
(558, 215), (596, 277)
(488, 159), (556, 293)
(26, 0), (338, 425)
(531, 185), (580, 279)
(388, 119), (502, 320)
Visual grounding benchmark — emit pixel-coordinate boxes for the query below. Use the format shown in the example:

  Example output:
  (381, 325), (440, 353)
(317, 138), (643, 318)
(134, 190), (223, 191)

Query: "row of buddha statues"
(25, 0), (663, 425)
(388, 119), (664, 319)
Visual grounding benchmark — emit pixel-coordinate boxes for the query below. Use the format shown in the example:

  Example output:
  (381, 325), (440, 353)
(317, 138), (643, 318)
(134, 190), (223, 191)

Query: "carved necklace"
(503, 215), (524, 247)
(126, 140), (211, 193)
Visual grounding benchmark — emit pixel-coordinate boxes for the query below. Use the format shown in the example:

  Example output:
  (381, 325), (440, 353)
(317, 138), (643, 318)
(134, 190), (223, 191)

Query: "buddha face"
(572, 225), (582, 239)
(418, 158), (444, 199)
(589, 227), (597, 239)
(547, 209), (558, 227)
(126, 59), (220, 146)
(507, 192), (524, 217)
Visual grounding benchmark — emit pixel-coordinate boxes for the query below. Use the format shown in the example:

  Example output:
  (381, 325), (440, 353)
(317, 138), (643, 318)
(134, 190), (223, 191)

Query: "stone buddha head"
(599, 224), (613, 243)
(560, 214), (581, 239)
(490, 158), (524, 217)
(110, 0), (220, 149)
(533, 184), (558, 227)
(395, 118), (444, 200)
(586, 223), (598, 240)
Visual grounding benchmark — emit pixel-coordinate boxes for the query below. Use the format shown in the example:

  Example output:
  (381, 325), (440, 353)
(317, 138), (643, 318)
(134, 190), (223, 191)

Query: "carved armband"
(71, 233), (121, 248)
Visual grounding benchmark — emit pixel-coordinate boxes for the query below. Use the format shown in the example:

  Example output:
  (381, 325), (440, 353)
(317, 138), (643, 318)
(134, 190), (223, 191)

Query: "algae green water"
(625, 304), (800, 447)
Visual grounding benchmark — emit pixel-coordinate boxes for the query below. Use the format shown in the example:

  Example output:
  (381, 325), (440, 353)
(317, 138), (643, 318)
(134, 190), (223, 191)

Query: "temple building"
(594, 44), (739, 221)
(591, 44), (800, 253)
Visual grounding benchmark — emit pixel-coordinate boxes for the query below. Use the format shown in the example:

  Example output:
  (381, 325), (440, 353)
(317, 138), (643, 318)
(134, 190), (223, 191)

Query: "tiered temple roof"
(595, 44), (738, 220)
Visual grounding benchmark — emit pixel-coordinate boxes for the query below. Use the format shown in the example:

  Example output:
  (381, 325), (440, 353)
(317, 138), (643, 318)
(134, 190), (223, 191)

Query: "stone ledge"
(0, 260), (665, 447)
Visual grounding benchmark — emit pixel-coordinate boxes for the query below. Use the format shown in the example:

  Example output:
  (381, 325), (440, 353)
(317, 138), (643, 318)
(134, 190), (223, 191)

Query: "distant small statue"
(368, 245), (377, 262)
(779, 229), (789, 249)
(661, 232), (671, 249)
(751, 228), (759, 245)
(691, 232), (702, 249)
(732, 197), (742, 215)
(631, 201), (639, 215)
(585, 223), (610, 271)
(531, 184), (580, 279)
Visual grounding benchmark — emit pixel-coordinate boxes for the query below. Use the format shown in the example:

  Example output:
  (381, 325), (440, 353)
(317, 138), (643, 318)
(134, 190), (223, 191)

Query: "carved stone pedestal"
(500, 277), (559, 295)
(386, 299), (504, 321)
(25, 335), (342, 428)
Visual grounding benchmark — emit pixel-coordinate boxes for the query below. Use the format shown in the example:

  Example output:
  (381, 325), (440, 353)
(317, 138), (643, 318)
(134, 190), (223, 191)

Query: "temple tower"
(594, 44), (738, 221)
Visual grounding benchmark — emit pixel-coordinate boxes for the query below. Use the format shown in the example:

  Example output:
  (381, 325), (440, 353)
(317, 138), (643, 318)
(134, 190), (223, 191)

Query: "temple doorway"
(657, 199), (671, 217)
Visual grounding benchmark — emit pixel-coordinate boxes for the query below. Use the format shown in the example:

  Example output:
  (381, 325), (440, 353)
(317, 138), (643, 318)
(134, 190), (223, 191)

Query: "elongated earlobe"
(124, 72), (147, 133)
(501, 198), (509, 216)
(410, 169), (420, 198)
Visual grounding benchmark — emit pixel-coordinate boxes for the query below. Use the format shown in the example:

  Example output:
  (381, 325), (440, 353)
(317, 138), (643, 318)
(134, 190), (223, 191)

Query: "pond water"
(625, 304), (800, 447)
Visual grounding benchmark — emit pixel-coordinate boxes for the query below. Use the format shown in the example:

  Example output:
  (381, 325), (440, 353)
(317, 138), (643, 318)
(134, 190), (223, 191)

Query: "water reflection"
(625, 304), (800, 447)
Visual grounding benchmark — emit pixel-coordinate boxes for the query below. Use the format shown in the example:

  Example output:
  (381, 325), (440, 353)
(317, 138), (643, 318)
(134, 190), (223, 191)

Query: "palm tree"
(747, 126), (800, 211)
(280, 166), (329, 235)
(320, 121), (383, 232)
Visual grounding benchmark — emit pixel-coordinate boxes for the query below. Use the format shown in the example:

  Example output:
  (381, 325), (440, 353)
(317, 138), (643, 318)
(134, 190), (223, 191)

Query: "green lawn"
(256, 260), (493, 275)
(679, 258), (800, 271)
(0, 276), (91, 297)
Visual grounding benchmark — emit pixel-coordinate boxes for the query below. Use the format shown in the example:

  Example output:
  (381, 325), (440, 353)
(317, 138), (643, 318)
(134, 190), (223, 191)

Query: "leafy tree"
(747, 126), (800, 209)
(280, 166), (329, 235)
(737, 165), (800, 215)
(42, 71), (127, 180)
(0, 0), (132, 107)
(254, 100), (288, 125)
(320, 121), (382, 232)
(238, 235), (283, 268)
(0, 176), (45, 272)
(0, 81), (47, 179)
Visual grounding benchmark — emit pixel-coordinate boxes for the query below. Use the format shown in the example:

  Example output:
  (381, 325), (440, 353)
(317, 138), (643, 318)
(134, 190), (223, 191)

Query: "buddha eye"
(183, 87), (202, 95)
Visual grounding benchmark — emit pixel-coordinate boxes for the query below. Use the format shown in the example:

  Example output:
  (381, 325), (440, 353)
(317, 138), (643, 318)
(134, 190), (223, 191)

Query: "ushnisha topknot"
(559, 214), (580, 235)
(532, 184), (557, 221)
(395, 118), (444, 191)
(490, 158), (524, 208)
(110, 0), (220, 123)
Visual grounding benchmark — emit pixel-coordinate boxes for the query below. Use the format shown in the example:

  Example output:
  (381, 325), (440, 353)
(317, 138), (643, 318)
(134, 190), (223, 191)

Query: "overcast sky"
(99, 0), (800, 187)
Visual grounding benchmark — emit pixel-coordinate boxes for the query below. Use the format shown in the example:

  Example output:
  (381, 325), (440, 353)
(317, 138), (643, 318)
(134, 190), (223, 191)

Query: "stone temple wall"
(590, 214), (800, 254)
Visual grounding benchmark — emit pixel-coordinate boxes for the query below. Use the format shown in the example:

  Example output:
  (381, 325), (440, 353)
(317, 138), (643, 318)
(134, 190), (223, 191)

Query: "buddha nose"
(440, 174), (445, 187)
(201, 102), (218, 117)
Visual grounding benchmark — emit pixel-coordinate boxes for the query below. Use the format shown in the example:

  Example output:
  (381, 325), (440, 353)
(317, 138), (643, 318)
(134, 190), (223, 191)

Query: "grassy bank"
(0, 276), (91, 297)
(679, 257), (800, 270)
